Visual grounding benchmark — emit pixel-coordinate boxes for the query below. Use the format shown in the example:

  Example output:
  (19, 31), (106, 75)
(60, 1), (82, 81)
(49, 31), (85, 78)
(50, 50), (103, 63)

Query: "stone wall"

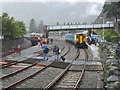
(98, 42), (120, 89)
(1, 38), (24, 55)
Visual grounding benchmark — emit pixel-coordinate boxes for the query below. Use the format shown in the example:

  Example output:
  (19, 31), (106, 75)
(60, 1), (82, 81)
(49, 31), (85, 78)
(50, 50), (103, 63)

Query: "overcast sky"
(1, 0), (108, 29)
(1, 0), (106, 4)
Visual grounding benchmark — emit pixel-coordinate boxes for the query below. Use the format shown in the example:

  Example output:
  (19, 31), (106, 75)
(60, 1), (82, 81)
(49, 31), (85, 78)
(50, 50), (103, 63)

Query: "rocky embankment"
(99, 42), (120, 89)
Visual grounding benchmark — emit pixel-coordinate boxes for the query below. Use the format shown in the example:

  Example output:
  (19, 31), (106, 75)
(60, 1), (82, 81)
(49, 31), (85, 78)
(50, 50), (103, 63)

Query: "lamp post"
(100, 17), (104, 41)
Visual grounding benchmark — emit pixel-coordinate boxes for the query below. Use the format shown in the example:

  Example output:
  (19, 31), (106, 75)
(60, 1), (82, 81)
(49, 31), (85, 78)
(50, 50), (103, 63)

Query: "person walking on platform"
(53, 45), (60, 61)
(44, 38), (48, 44)
(50, 38), (53, 44)
(38, 41), (43, 48)
(43, 45), (49, 60)
(94, 37), (98, 46)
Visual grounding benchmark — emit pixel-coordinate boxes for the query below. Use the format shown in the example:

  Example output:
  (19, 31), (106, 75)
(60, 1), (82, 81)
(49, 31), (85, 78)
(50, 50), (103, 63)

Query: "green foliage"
(103, 2), (120, 19)
(14, 21), (26, 36)
(95, 29), (118, 40)
(1, 12), (26, 38)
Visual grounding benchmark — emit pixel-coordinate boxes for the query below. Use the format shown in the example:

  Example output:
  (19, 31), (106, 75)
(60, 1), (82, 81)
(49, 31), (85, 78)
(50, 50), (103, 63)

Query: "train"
(87, 34), (101, 45)
(65, 32), (88, 48)
(90, 35), (101, 39)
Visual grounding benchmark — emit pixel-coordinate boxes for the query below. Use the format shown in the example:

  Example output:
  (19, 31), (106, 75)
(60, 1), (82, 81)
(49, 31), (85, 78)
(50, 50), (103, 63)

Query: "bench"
(10, 44), (22, 55)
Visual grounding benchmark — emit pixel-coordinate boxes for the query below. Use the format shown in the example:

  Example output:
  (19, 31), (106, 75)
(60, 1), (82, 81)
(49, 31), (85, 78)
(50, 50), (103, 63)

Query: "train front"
(75, 33), (88, 49)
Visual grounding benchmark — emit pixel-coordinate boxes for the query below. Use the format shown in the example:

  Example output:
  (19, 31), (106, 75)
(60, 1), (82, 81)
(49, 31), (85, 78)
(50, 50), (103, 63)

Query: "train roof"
(76, 31), (88, 34)
(65, 33), (74, 35)
(75, 32), (87, 35)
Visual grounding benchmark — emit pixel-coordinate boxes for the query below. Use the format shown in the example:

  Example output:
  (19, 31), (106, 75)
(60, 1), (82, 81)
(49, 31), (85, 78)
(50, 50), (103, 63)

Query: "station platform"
(3, 42), (102, 72)
(87, 44), (101, 61)
(4, 45), (52, 62)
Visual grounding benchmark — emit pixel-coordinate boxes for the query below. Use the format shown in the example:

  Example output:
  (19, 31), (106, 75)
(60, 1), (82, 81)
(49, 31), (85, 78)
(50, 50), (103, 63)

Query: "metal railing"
(47, 23), (114, 31)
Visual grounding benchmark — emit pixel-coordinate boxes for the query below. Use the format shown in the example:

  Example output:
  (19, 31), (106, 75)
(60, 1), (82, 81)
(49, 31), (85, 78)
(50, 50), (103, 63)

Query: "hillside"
(95, 0), (120, 23)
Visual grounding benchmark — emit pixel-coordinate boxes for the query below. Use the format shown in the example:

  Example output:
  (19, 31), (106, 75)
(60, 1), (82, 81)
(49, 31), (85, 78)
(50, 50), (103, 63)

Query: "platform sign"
(91, 35), (101, 39)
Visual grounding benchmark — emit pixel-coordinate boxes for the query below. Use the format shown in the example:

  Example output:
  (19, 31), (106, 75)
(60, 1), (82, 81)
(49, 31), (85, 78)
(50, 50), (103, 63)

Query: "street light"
(100, 17), (104, 41)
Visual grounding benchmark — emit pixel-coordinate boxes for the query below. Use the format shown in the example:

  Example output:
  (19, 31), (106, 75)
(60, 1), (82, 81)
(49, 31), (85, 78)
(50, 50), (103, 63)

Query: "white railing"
(47, 23), (114, 30)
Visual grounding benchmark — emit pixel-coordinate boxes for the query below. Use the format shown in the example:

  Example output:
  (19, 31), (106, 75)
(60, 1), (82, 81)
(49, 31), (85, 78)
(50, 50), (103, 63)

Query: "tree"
(95, 29), (118, 40)
(2, 12), (16, 38)
(29, 18), (36, 33)
(2, 12), (26, 38)
(57, 22), (59, 25)
(14, 21), (26, 37)
(37, 20), (44, 33)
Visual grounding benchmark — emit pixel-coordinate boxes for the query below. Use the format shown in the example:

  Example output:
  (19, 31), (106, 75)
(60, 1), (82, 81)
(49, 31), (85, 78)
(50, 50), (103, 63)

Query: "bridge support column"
(45, 25), (49, 38)
(88, 29), (92, 36)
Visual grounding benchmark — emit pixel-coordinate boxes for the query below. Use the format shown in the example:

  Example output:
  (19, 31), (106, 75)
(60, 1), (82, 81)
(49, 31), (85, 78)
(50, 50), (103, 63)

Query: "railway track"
(1, 40), (102, 89)
(1, 41), (65, 76)
(2, 42), (70, 89)
(1, 45), (55, 69)
(1, 63), (37, 79)
(2, 62), (54, 89)
(43, 48), (80, 89)
(0, 61), (22, 69)
(44, 48), (101, 89)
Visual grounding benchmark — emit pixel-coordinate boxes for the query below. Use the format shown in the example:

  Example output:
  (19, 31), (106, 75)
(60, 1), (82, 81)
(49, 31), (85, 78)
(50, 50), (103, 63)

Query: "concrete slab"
(38, 61), (53, 66)
(23, 53), (39, 58)
(69, 65), (83, 71)
(21, 58), (43, 64)
(6, 45), (52, 60)
(5, 56), (26, 62)
(69, 64), (103, 71)
(87, 44), (101, 60)
(29, 56), (44, 60)
(49, 62), (70, 69)
(72, 60), (102, 65)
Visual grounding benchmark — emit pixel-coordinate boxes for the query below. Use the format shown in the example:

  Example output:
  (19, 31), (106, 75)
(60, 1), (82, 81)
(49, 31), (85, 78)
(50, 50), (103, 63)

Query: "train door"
(79, 34), (83, 44)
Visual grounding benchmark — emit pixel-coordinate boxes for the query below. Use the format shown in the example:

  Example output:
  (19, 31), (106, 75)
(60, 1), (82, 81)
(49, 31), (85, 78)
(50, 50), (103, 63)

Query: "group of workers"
(42, 45), (64, 61)
(38, 38), (65, 61)
(38, 38), (53, 48)
(87, 36), (98, 46)
(39, 37), (120, 61)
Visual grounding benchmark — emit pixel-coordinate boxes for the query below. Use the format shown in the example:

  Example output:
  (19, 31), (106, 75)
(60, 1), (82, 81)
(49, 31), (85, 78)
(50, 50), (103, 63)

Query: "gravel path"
(2, 67), (23, 76)
(2, 66), (43, 88)
(15, 68), (63, 88)
(65, 44), (77, 60)
(2, 63), (31, 75)
(79, 71), (103, 88)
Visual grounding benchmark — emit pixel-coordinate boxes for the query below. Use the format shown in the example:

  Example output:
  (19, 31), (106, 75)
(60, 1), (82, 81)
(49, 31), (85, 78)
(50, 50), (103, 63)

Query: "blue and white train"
(65, 32), (88, 48)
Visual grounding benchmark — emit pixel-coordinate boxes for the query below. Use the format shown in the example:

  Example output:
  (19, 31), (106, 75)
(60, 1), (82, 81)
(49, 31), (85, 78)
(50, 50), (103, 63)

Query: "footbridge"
(47, 23), (114, 31)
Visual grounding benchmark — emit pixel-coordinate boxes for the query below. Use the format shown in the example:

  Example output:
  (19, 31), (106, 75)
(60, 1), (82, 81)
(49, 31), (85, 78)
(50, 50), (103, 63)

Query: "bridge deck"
(47, 23), (114, 31)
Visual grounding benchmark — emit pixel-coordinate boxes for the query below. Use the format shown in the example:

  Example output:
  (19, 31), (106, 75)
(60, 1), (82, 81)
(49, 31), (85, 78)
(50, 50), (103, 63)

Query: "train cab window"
(76, 34), (79, 38)
(83, 35), (85, 38)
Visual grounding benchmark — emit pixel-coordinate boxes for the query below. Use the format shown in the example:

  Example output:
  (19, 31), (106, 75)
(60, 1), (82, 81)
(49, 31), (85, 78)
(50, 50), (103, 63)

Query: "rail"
(3, 42), (69, 89)
(3, 62), (54, 89)
(43, 48), (80, 89)
(73, 49), (88, 89)
(1, 63), (37, 80)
